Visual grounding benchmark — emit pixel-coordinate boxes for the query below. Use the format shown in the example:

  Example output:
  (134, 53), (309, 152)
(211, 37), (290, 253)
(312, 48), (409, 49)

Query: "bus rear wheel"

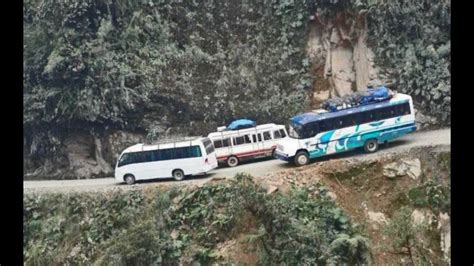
(294, 151), (309, 166)
(124, 174), (135, 185)
(364, 139), (379, 153)
(172, 169), (185, 181)
(227, 156), (239, 167)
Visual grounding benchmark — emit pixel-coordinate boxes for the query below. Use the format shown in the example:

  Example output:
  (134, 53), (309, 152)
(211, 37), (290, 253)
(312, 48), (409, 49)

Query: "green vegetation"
(24, 0), (312, 158)
(367, 1), (451, 124)
(407, 179), (450, 214)
(383, 206), (430, 265)
(24, 174), (371, 265)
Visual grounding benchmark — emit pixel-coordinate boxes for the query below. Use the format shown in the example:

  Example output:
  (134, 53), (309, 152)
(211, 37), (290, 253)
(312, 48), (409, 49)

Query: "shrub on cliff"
(24, 175), (371, 265)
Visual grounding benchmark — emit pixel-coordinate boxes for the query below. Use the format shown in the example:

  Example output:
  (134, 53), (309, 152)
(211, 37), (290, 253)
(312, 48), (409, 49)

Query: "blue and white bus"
(274, 92), (416, 166)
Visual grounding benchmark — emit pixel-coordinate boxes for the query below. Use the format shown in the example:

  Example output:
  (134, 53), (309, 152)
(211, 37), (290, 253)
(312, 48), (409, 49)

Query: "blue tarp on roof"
(227, 119), (256, 130)
(323, 86), (391, 112)
(360, 86), (390, 105)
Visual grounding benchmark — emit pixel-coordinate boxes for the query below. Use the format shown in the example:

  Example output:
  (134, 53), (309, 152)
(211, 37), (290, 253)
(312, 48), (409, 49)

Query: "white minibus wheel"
(124, 174), (136, 185)
(172, 169), (185, 181)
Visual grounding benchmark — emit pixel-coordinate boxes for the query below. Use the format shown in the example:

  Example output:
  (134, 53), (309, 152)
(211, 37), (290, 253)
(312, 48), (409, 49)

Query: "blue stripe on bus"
(308, 123), (416, 159)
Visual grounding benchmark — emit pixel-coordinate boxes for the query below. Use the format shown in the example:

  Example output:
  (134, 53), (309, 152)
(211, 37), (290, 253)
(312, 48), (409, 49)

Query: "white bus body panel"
(114, 138), (217, 182)
(207, 123), (287, 163)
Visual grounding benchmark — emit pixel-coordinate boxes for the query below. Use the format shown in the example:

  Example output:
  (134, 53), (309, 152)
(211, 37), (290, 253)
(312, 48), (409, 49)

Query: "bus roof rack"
(145, 136), (202, 146)
(321, 86), (394, 113)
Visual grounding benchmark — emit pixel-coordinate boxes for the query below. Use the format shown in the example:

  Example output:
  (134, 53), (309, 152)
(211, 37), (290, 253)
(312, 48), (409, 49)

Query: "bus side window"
(403, 102), (411, 115)
(258, 134), (262, 142)
(279, 129), (286, 138)
(331, 119), (338, 131)
(386, 107), (393, 119)
(347, 114), (357, 127)
(384, 106), (393, 119)
(369, 111), (376, 121)
(174, 147), (188, 159)
(244, 135), (251, 144)
(359, 112), (366, 123)
(304, 122), (318, 137)
(263, 131), (272, 140)
(390, 106), (397, 117)
(392, 105), (401, 116)
(132, 152), (145, 163)
(152, 150), (161, 161)
(222, 138), (231, 147)
(143, 151), (154, 162)
(323, 119), (336, 132)
(252, 134), (257, 143)
(273, 130), (282, 139)
(118, 153), (131, 167)
(160, 148), (175, 160)
(213, 139), (223, 148)
(233, 136), (244, 145)
(318, 120), (326, 132)
(191, 146), (202, 157)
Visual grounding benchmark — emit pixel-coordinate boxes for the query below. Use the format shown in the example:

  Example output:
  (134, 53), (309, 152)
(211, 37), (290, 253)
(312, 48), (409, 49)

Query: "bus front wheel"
(364, 139), (379, 153)
(172, 169), (185, 181)
(294, 151), (309, 166)
(124, 174), (136, 185)
(227, 156), (239, 167)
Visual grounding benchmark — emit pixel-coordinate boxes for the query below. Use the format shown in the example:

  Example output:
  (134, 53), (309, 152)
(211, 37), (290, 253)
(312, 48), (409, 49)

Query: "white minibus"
(115, 137), (218, 184)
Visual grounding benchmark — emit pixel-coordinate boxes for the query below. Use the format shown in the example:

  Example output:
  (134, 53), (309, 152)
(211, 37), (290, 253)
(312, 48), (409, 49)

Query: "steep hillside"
(24, 174), (372, 265)
(259, 145), (451, 264)
(23, 0), (450, 179)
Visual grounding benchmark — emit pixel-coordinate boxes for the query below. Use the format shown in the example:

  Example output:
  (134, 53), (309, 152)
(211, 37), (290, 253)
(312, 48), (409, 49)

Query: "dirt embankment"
(256, 144), (451, 265)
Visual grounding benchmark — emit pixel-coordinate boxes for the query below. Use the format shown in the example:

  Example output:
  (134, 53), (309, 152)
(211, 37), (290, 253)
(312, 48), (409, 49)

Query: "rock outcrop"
(383, 158), (422, 180)
(307, 10), (389, 109)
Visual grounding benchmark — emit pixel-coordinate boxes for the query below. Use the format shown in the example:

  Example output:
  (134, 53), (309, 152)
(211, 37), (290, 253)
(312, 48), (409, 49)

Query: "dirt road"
(24, 128), (450, 194)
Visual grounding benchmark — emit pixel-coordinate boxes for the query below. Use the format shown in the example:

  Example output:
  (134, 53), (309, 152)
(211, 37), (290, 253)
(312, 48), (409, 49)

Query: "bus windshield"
(201, 138), (215, 154)
(288, 122), (303, 139)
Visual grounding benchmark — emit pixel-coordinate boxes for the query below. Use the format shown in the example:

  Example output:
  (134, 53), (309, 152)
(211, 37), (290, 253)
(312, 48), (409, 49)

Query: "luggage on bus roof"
(322, 86), (392, 112)
(227, 119), (256, 130)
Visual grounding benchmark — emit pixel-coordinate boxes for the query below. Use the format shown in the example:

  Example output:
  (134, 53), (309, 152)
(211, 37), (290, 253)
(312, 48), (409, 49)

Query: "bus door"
(220, 132), (233, 156)
(261, 130), (273, 151)
(251, 128), (262, 152)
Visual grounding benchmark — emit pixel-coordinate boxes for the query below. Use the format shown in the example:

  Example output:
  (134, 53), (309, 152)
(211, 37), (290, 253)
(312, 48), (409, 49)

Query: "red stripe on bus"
(216, 147), (275, 161)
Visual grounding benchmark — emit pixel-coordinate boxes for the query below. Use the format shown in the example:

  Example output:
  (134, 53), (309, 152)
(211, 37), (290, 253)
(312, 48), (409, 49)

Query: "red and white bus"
(207, 123), (288, 167)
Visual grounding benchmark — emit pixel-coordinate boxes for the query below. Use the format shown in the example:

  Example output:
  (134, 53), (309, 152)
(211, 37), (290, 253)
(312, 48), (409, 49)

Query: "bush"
(24, 175), (372, 265)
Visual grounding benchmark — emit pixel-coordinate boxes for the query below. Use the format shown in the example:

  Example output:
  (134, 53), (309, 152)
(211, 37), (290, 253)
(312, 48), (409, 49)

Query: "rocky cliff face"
(23, 0), (450, 179)
(306, 9), (388, 108)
